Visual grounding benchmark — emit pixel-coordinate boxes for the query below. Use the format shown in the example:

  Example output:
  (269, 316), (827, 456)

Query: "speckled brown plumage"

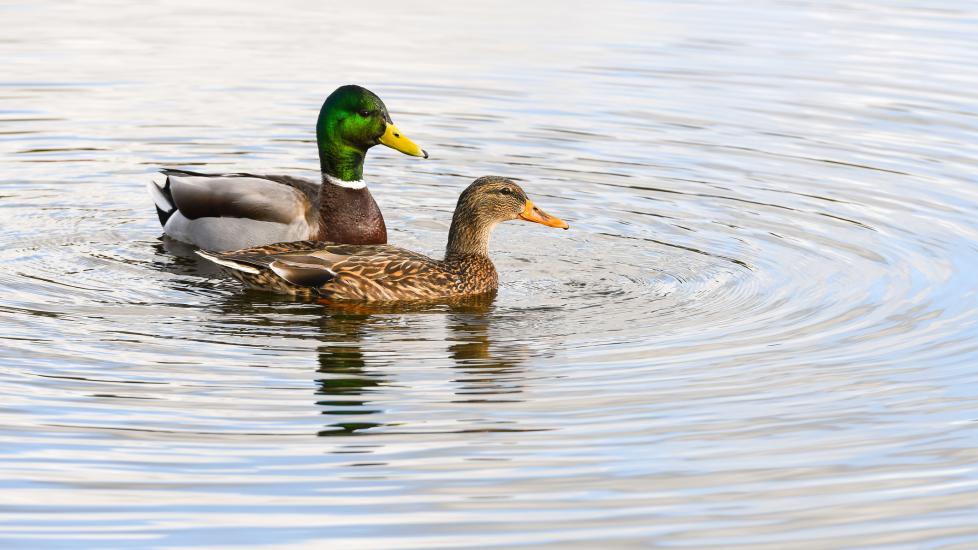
(198, 177), (568, 303)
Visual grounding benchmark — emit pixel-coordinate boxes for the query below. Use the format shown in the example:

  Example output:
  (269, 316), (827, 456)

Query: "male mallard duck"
(197, 176), (569, 301)
(148, 85), (427, 251)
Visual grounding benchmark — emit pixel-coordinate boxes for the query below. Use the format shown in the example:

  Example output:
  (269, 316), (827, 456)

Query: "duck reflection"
(314, 312), (389, 437)
(313, 293), (530, 437)
(194, 268), (530, 438)
(153, 236), (226, 277)
(443, 295), (530, 402)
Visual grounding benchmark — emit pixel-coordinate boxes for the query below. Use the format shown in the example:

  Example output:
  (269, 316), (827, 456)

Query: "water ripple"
(1, 0), (978, 548)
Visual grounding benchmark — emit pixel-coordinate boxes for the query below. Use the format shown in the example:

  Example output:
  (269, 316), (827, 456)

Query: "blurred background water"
(1, 0), (977, 548)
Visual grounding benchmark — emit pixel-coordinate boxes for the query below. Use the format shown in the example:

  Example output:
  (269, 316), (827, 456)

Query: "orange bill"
(518, 200), (569, 229)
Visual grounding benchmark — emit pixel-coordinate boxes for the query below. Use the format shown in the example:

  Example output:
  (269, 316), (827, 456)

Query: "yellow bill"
(378, 123), (428, 158)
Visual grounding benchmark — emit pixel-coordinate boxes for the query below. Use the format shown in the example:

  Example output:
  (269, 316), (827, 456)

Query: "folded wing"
(152, 170), (318, 250)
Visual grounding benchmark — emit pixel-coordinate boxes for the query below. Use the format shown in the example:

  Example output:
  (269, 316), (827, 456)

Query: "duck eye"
(498, 188), (513, 196)
(359, 110), (371, 117)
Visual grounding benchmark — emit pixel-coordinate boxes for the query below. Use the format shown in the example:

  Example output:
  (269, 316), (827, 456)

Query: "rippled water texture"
(2, 1), (978, 548)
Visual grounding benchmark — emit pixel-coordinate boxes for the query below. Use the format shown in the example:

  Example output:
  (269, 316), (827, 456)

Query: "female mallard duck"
(148, 85), (427, 251)
(197, 177), (569, 301)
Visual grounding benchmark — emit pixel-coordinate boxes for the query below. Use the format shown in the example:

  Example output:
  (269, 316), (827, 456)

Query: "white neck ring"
(324, 174), (366, 190)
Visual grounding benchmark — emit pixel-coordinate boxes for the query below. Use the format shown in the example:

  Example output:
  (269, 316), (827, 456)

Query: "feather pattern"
(196, 177), (568, 303)
(201, 240), (497, 301)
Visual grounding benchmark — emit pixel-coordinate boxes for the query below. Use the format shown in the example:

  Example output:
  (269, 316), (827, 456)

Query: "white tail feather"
(195, 250), (260, 274)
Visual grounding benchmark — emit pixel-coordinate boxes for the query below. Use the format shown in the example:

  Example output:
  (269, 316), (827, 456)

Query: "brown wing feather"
(206, 241), (495, 302)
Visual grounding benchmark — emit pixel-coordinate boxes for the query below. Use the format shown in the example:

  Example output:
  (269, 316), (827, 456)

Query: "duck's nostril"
(393, 133), (400, 138)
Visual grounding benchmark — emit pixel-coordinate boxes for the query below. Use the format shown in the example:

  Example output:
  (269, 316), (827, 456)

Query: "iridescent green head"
(315, 85), (427, 181)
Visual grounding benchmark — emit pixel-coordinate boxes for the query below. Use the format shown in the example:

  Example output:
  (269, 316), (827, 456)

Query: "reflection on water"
(312, 295), (531, 437)
(2, 0), (978, 548)
(447, 306), (530, 403)
(316, 314), (389, 437)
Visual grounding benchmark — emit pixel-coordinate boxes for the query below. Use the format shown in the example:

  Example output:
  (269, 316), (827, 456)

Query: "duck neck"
(444, 221), (499, 295)
(445, 213), (494, 261)
(316, 104), (368, 182)
(318, 141), (365, 182)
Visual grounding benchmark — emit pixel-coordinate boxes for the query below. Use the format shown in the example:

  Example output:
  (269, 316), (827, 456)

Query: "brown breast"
(313, 185), (387, 245)
(448, 255), (499, 296)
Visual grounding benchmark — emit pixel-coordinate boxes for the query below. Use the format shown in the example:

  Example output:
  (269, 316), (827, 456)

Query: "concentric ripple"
(2, 1), (978, 548)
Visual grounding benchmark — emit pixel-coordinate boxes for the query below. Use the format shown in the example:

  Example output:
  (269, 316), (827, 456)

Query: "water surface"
(2, 1), (978, 548)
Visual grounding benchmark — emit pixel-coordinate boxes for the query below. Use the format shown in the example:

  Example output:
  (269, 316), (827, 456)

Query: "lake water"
(2, 1), (978, 548)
